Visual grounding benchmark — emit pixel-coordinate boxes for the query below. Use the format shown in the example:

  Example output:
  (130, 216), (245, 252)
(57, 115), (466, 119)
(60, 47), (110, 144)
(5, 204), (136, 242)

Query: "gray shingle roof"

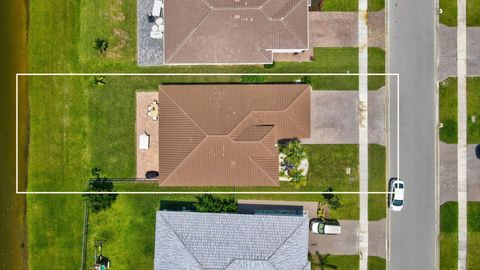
(154, 211), (311, 270)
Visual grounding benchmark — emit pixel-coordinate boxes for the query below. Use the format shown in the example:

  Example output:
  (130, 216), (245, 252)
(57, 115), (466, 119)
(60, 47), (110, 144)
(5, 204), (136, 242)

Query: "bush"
(300, 76), (311, 84)
(263, 61), (276, 69)
(194, 194), (238, 213)
(240, 75), (266, 84)
(94, 38), (108, 54)
(83, 168), (118, 213)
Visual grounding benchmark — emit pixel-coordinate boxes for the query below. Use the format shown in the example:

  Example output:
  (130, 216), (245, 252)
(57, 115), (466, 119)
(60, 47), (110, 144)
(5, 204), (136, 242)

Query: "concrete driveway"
(300, 88), (385, 145)
(274, 11), (385, 62)
(438, 25), (480, 81)
(309, 11), (385, 49)
(237, 199), (386, 258)
(439, 142), (480, 204)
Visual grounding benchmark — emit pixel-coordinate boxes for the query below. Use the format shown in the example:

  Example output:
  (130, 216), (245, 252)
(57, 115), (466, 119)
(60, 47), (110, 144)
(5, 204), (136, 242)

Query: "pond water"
(0, 0), (28, 268)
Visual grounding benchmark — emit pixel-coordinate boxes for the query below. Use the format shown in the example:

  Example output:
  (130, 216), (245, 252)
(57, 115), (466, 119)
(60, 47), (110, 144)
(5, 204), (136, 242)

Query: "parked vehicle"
(475, 144), (480, 159)
(309, 218), (341, 235)
(145, 171), (159, 179)
(389, 178), (405, 211)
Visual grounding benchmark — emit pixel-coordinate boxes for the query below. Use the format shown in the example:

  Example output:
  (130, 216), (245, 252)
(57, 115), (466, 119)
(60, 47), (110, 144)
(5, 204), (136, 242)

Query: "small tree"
(322, 187), (341, 210)
(309, 252), (337, 270)
(83, 169), (117, 213)
(94, 38), (108, 54)
(194, 194), (237, 213)
(281, 139), (306, 166)
(92, 76), (106, 86)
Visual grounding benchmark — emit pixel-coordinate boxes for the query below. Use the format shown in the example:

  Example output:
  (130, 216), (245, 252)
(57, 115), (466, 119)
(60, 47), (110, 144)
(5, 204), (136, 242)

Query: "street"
(387, 0), (437, 269)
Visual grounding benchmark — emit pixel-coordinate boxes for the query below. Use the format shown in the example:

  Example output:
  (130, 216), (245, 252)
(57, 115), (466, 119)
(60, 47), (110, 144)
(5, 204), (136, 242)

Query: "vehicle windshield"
(392, 199), (403, 206)
(318, 223), (325, 233)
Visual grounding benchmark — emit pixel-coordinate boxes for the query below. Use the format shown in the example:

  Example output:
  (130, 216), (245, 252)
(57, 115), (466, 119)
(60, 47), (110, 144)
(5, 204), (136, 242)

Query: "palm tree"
(309, 252), (337, 270)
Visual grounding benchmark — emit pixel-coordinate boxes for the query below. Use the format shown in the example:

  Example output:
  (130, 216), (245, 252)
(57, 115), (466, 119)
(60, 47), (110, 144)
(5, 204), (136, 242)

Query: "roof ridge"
(281, 0), (308, 48)
(260, 127), (278, 156)
(283, 86), (310, 135)
(267, 215), (308, 262)
(157, 213), (204, 268)
(248, 156), (278, 186)
(160, 137), (208, 185)
(166, 1), (213, 63)
(158, 87), (209, 185)
(160, 86), (209, 135)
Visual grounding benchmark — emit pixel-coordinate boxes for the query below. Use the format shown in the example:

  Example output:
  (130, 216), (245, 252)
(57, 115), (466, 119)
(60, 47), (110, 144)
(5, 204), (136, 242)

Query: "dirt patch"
(106, 28), (130, 59)
(110, 0), (126, 22)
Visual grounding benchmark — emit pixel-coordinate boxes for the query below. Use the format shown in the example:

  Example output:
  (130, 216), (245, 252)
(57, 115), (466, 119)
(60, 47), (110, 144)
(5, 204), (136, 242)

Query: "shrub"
(263, 61), (276, 69)
(83, 168), (117, 213)
(194, 194), (238, 213)
(94, 38), (108, 54)
(300, 76), (311, 84)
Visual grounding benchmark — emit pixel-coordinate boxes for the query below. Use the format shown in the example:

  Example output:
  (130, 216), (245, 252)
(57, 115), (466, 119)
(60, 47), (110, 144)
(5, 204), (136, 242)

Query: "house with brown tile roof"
(157, 84), (311, 186)
(163, 0), (309, 65)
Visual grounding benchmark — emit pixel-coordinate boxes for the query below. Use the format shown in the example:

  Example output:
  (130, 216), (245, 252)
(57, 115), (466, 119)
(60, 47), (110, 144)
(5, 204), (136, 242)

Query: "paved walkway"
(438, 25), (480, 81)
(440, 142), (480, 204)
(274, 11), (385, 62)
(300, 88), (385, 145)
(358, 0), (369, 268)
(457, 0), (468, 267)
(136, 92), (160, 178)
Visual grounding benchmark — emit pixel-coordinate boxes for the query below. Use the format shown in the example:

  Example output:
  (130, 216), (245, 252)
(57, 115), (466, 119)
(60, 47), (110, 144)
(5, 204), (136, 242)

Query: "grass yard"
(26, 0), (385, 268)
(318, 0), (385, 11)
(438, 77), (480, 144)
(467, 0), (480, 26)
(439, 77), (458, 144)
(440, 0), (480, 26)
(468, 202), (480, 269)
(467, 77), (480, 143)
(439, 0), (457, 26)
(368, 144), (387, 221)
(309, 255), (385, 269)
(440, 201), (458, 270)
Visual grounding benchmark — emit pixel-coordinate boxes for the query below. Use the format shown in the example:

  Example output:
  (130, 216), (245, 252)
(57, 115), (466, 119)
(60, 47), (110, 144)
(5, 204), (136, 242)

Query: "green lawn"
(440, 0), (480, 26)
(368, 144), (387, 221)
(26, 0), (385, 268)
(439, 77), (458, 144)
(319, 0), (385, 11)
(467, 0), (480, 26)
(467, 77), (480, 143)
(309, 255), (385, 269)
(438, 77), (480, 144)
(468, 202), (480, 269)
(439, 0), (457, 26)
(440, 201), (458, 270)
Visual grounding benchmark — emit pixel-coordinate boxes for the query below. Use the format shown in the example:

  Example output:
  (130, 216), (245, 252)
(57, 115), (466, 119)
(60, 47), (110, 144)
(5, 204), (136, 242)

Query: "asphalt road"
(387, 0), (437, 269)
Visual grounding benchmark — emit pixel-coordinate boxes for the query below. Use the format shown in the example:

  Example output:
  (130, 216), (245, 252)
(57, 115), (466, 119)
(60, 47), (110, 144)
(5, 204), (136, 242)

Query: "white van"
(309, 218), (341, 235)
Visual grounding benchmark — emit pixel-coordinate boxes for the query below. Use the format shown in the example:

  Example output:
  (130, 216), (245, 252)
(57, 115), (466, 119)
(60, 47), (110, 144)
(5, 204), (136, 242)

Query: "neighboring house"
(157, 84), (311, 186)
(154, 211), (311, 270)
(163, 0), (309, 64)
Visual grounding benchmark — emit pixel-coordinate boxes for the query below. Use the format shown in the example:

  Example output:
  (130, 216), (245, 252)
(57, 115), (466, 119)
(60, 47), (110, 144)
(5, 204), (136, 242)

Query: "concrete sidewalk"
(438, 25), (480, 81)
(456, 0), (468, 267)
(439, 143), (480, 204)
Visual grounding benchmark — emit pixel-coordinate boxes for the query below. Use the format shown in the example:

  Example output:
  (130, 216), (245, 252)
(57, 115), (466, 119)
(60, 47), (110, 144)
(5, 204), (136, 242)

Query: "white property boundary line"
(16, 72), (400, 195)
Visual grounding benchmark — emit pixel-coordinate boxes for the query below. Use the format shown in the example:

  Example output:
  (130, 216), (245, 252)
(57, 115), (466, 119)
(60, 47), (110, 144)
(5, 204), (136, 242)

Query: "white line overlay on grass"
(16, 72), (400, 195)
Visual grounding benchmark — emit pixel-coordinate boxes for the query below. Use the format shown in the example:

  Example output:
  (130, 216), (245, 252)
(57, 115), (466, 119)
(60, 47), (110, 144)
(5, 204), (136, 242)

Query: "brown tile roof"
(163, 0), (309, 64)
(157, 84), (311, 186)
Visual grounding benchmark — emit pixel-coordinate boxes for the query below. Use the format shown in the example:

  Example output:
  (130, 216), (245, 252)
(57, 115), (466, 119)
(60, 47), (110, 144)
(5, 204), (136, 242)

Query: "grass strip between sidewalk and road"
(439, 77), (458, 144)
(440, 201), (458, 270)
